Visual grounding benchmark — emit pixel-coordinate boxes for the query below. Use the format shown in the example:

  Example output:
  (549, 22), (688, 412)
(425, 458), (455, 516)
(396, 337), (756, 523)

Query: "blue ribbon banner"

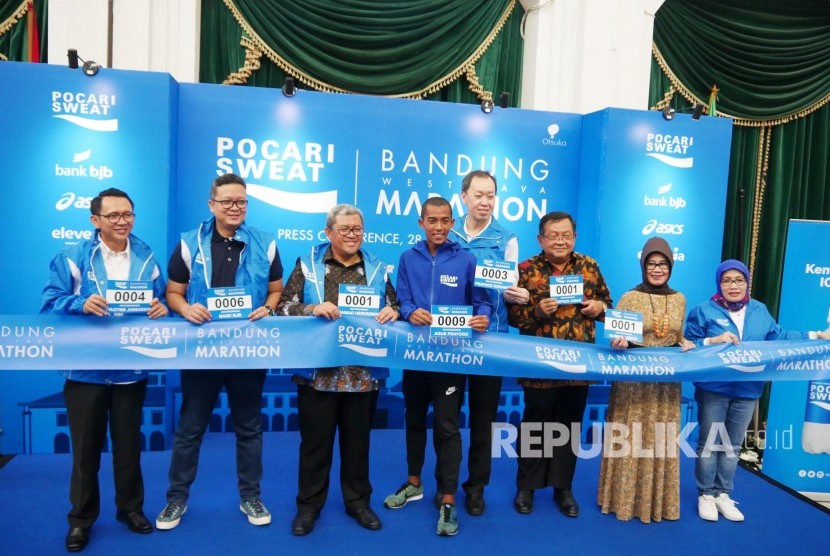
(1, 315), (828, 381)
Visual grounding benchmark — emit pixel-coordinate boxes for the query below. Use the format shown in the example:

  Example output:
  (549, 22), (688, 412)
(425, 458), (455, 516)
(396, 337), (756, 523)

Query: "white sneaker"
(714, 493), (745, 521)
(698, 494), (718, 521)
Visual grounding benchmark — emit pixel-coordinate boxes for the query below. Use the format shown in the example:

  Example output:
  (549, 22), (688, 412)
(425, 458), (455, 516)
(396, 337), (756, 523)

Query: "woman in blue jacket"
(685, 259), (829, 523)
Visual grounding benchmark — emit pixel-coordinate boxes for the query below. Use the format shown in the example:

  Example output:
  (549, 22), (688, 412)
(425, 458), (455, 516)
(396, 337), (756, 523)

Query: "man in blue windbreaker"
(384, 196), (491, 537)
(448, 170), (529, 516)
(156, 173), (283, 531)
(41, 188), (167, 552)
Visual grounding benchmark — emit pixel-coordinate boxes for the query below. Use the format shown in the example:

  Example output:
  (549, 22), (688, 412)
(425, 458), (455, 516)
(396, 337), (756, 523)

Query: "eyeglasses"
(98, 212), (135, 224)
(541, 233), (575, 242)
(646, 262), (670, 270)
(212, 199), (248, 209)
(330, 226), (365, 237)
(721, 278), (747, 286)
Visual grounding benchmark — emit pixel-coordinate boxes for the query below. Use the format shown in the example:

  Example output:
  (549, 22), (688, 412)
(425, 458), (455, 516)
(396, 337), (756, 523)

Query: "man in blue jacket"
(41, 188), (168, 552)
(156, 173), (283, 530)
(384, 196), (491, 537)
(278, 203), (400, 536)
(448, 170), (529, 516)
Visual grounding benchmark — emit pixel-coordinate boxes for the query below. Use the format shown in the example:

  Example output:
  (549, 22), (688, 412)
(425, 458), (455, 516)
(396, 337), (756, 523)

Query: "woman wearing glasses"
(597, 236), (694, 523)
(684, 259), (829, 522)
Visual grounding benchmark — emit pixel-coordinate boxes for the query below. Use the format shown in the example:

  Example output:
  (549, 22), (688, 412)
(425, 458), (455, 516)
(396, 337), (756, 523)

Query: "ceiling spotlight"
(661, 106), (676, 121)
(67, 48), (100, 76)
(691, 103), (704, 120)
(481, 99), (494, 114)
(499, 92), (510, 109)
(282, 76), (297, 97)
(82, 60), (100, 76)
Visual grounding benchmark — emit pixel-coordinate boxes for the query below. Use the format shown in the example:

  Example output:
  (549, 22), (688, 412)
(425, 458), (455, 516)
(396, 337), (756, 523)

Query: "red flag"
(26, 1), (41, 63)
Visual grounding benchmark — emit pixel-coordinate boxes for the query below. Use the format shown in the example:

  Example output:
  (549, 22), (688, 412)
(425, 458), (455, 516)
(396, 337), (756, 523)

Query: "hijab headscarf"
(633, 236), (676, 295)
(712, 259), (750, 311)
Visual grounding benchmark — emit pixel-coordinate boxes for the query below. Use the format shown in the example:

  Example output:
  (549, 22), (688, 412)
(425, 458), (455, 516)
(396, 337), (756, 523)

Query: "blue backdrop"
(0, 62), (733, 454)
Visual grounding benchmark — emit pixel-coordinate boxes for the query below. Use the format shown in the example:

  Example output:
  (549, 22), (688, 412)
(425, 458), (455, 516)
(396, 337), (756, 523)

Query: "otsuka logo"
(645, 133), (694, 168)
(542, 123), (567, 146)
(215, 137), (337, 213)
(52, 91), (118, 132)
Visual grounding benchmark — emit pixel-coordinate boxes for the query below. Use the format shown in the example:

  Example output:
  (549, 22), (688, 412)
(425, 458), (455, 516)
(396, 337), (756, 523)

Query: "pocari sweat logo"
(440, 274), (459, 287)
(215, 136), (337, 213)
(534, 345), (587, 374)
(52, 91), (118, 132)
(718, 349), (765, 373)
(542, 123), (567, 147)
(119, 326), (178, 359)
(645, 132), (694, 168)
(337, 324), (388, 357)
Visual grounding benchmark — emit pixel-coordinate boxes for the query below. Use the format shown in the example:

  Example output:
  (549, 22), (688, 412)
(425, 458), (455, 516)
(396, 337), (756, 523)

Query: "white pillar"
(520, 0), (665, 113)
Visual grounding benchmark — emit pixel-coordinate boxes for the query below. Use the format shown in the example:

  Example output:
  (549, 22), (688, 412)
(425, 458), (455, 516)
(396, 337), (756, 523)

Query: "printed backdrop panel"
(763, 220), (830, 499)
(176, 83), (583, 272)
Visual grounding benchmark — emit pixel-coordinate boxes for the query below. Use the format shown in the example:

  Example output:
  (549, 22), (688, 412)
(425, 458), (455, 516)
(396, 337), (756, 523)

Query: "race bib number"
(604, 309), (644, 343)
(474, 258), (517, 291)
(549, 275), (584, 305)
(430, 305), (472, 338)
(207, 286), (252, 320)
(338, 284), (381, 317)
(106, 280), (152, 315)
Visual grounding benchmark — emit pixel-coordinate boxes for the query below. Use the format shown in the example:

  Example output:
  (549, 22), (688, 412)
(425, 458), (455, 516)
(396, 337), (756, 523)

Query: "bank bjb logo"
(337, 324), (388, 357)
(52, 91), (118, 132)
(542, 123), (567, 147)
(534, 345), (586, 374)
(55, 150), (114, 181)
(645, 133), (694, 168)
(119, 326), (177, 358)
(215, 136), (337, 213)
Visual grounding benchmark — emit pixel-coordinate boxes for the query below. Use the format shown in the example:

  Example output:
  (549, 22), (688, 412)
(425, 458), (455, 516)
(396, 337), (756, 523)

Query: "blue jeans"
(166, 370), (266, 503)
(694, 388), (756, 496)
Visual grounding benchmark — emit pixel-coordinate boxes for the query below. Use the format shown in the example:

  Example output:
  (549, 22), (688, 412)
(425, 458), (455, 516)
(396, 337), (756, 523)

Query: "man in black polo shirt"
(156, 173), (283, 530)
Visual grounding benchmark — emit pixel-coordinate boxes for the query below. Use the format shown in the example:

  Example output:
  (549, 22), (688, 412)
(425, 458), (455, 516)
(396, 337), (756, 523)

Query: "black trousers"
(516, 384), (589, 491)
(63, 379), (147, 528)
(296, 385), (378, 514)
(402, 370), (466, 495)
(462, 374), (503, 494)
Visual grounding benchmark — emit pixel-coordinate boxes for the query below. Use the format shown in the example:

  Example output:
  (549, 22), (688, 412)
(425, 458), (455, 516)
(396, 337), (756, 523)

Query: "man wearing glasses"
(41, 188), (168, 551)
(448, 170), (530, 516)
(156, 173), (283, 530)
(507, 211), (612, 518)
(277, 203), (399, 536)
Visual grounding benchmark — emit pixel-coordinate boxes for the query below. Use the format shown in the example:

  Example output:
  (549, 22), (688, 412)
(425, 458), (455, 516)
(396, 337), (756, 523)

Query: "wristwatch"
(264, 305), (275, 316)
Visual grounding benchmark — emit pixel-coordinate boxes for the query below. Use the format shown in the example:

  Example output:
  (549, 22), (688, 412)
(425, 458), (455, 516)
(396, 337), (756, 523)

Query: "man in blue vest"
(448, 170), (529, 516)
(278, 203), (400, 536)
(156, 173), (283, 530)
(41, 188), (168, 552)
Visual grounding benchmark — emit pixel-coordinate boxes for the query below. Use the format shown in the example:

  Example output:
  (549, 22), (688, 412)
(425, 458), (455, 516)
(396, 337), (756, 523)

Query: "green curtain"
(200, 0), (523, 105)
(650, 0), (830, 317)
(0, 0), (47, 62)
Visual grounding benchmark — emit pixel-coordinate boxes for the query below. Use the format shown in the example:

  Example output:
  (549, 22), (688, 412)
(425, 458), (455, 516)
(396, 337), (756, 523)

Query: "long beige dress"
(597, 289), (687, 523)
